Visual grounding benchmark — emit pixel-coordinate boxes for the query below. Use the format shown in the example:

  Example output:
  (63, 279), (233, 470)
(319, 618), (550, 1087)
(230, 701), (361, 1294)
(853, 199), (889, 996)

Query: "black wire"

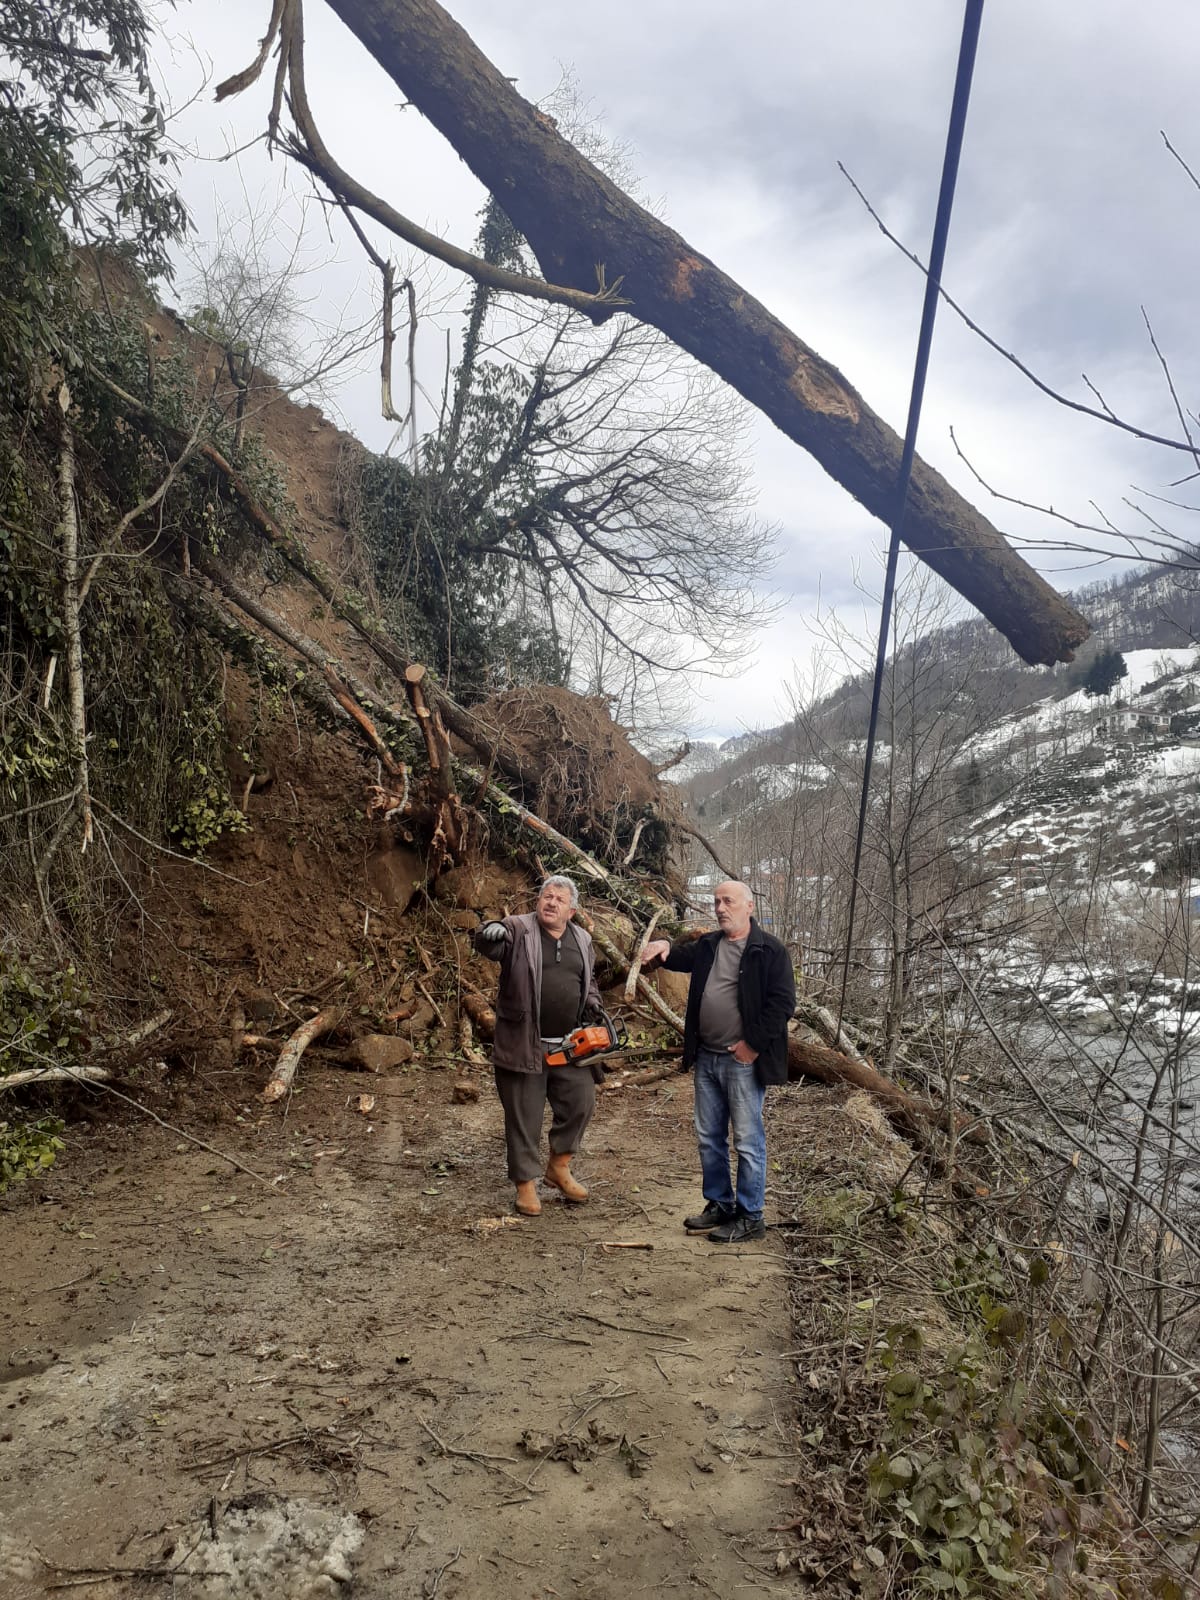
(836, 0), (986, 1038)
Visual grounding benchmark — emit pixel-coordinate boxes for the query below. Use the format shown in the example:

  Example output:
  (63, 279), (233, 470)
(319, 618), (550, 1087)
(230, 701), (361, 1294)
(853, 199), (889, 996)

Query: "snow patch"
(176, 1497), (364, 1598)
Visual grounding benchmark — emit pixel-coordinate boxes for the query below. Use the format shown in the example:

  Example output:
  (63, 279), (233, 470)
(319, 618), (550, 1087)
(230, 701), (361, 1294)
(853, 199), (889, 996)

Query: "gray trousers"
(493, 1064), (596, 1183)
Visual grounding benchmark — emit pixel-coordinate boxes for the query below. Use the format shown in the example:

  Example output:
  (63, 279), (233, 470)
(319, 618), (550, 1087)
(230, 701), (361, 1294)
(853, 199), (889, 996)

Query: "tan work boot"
(514, 1180), (541, 1216)
(544, 1152), (588, 1203)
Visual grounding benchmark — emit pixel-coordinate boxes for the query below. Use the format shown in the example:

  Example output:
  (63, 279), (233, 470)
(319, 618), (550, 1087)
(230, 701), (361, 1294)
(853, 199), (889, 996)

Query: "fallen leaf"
(356, 1094), (376, 1114)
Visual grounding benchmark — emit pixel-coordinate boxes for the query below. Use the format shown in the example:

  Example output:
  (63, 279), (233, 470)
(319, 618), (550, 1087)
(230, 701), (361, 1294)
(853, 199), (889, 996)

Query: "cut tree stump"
(261, 1008), (345, 1103)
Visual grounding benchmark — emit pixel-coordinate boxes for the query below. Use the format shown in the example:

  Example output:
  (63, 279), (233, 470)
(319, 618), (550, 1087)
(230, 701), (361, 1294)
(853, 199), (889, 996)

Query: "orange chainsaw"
(544, 1010), (628, 1070)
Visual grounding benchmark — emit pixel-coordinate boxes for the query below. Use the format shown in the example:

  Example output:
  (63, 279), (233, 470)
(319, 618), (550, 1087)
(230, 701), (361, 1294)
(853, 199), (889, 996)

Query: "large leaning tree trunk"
(316, 0), (1088, 667)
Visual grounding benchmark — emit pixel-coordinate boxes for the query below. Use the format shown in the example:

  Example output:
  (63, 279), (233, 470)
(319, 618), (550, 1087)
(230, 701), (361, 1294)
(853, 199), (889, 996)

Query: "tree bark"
(261, 1007), (345, 1103)
(787, 1025), (989, 1147)
(55, 390), (92, 852)
(320, 0), (1090, 667)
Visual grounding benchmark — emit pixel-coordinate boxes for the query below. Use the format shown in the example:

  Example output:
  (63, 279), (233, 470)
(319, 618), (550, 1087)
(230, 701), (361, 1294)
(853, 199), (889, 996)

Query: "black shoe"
(684, 1201), (735, 1233)
(708, 1213), (767, 1245)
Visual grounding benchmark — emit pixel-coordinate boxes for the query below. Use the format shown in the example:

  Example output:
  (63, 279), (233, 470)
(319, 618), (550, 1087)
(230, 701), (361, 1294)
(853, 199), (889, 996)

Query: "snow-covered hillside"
(677, 642), (1200, 1032)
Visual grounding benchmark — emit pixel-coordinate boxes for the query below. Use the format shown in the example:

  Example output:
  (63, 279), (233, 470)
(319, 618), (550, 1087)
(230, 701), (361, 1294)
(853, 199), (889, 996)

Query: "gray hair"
(539, 874), (579, 910)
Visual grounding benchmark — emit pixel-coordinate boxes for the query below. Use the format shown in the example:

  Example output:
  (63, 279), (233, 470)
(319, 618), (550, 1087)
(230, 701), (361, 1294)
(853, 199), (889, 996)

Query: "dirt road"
(1, 1064), (803, 1597)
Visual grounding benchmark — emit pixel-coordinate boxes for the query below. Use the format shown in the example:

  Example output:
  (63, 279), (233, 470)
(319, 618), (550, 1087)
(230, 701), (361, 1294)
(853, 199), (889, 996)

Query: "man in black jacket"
(643, 882), (796, 1244)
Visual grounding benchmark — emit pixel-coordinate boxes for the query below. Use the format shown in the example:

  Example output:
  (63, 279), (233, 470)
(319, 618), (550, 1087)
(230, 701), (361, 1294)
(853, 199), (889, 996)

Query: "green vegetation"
(780, 1125), (1164, 1598)
(0, 0), (186, 391)
(0, 956), (86, 1189)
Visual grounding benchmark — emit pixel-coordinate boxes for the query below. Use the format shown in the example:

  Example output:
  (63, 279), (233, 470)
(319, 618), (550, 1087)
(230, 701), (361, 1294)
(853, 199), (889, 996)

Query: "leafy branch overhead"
(0, 0), (187, 384)
(218, 0), (1090, 667)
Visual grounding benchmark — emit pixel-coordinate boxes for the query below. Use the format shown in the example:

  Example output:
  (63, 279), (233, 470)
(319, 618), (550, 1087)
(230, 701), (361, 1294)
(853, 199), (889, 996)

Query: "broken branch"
(624, 911), (663, 1004)
(261, 1007), (345, 1103)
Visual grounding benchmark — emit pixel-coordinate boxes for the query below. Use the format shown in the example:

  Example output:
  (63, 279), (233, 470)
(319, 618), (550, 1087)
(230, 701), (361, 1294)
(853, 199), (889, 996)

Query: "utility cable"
(836, 0), (986, 1036)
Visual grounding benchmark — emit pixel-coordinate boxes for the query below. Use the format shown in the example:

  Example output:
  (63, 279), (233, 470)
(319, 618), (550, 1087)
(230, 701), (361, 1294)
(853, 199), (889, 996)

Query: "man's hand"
(641, 938), (672, 969)
(475, 921), (511, 957)
(731, 1039), (759, 1065)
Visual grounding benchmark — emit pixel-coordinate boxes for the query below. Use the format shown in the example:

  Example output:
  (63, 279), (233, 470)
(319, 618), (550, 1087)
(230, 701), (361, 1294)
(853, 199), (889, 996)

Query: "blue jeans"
(693, 1047), (767, 1220)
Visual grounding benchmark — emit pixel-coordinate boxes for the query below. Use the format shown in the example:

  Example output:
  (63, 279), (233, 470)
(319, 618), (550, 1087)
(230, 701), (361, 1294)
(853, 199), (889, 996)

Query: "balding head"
(713, 881), (753, 941)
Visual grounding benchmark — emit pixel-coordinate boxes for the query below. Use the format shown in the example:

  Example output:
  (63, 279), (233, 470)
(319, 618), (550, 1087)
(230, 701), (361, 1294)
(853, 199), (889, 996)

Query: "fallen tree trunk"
(461, 988), (496, 1040)
(466, 765), (667, 924)
(190, 549), (415, 772)
(319, 0), (1090, 668)
(624, 912), (663, 1004)
(795, 997), (871, 1065)
(1, 1063), (115, 1092)
(788, 1025), (989, 1147)
(169, 583), (354, 736)
(261, 1008), (345, 1103)
(586, 921), (686, 1035)
(601, 1061), (680, 1092)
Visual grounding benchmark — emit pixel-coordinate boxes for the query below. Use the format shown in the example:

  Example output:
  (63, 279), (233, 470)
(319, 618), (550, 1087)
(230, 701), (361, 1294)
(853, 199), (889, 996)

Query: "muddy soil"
(0, 1066), (806, 1598)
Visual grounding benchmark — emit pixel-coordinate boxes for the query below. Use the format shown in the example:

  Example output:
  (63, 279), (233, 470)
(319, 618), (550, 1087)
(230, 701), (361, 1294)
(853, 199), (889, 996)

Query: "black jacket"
(661, 919), (796, 1086)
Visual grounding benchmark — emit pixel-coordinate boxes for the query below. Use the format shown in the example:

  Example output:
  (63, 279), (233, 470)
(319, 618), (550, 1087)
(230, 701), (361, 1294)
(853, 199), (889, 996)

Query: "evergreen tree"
(1081, 648), (1128, 698)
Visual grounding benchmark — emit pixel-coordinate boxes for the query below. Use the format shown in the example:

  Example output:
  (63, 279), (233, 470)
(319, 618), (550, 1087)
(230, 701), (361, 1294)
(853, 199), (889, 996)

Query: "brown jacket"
(477, 912), (602, 1073)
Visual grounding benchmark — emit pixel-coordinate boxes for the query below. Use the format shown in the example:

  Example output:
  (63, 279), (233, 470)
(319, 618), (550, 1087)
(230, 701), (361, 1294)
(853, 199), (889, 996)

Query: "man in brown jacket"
(474, 876), (603, 1216)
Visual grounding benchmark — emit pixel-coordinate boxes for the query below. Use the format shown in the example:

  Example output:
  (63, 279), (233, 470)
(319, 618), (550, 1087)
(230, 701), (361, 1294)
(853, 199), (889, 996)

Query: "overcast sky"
(158, 1), (1200, 740)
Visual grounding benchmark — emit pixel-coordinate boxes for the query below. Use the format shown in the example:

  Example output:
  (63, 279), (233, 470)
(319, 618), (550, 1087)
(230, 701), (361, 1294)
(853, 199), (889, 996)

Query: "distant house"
(1094, 709), (1139, 738)
(1094, 708), (1170, 739)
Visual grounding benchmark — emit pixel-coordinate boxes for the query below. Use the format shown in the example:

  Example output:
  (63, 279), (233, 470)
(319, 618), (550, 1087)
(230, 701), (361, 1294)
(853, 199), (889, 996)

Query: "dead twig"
(568, 1312), (690, 1341)
(624, 910), (663, 1003)
(424, 1547), (462, 1598)
(415, 979), (446, 1030)
(417, 1415), (516, 1465)
(18, 1067), (275, 1189)
(602, 1061), (680, 1091)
